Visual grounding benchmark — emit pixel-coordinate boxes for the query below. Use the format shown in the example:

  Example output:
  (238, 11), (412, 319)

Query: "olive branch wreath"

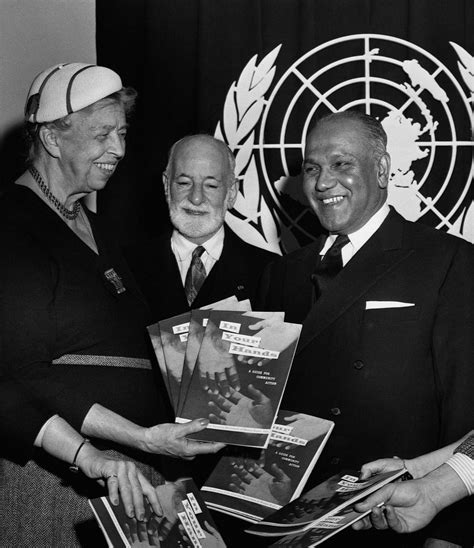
(215, 45), (283, 254)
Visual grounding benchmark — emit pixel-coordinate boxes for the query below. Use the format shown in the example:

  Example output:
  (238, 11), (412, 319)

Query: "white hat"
(25, 62), (123, 123)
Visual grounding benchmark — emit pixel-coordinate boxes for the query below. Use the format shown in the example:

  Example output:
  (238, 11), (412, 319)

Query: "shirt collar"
(171, 226), (225, 262)
(320, 202), (390, 255)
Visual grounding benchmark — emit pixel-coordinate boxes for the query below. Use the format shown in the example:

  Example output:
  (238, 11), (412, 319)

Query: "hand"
(208, 385), (273, 428)
(352, 479), (440, 533)
(247, 312), (285, 331)
(124, 517), (160, 547)
(197, 320), (240, 395)
(76, 443), (162, 520)
(358, 456), (410, 480)
(278, 414), (330, 447)
(143, 419), (225, 460)
(229, 460), (292, 505)
(201, 520), (226, 548)
(423, 539), (463, 548)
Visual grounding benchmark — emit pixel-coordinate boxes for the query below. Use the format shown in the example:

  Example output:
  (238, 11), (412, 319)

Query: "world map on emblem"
(216, 34), (473, 253)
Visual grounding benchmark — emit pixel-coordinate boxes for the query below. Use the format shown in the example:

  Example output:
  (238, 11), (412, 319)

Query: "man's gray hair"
(313, 110), (388, 161)
(164, 134), (236, 183)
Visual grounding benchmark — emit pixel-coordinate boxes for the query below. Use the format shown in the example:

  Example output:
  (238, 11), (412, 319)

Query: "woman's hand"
(76, 442), (163, 520)
(142, 419), (225, 460)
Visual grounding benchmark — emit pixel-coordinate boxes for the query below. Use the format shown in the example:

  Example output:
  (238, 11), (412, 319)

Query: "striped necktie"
(184, 245), (206, 305)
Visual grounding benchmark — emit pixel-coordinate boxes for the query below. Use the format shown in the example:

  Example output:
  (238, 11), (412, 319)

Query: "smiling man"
(258, 110), (474, 547)
(127, 134), (277, 321)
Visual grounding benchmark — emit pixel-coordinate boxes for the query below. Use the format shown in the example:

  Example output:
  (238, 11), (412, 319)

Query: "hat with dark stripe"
(25, 62), (123, 123)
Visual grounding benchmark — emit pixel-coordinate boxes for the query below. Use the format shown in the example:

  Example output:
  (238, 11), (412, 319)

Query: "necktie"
(184, 246), (206, 306)
(311, 234), (350, 300)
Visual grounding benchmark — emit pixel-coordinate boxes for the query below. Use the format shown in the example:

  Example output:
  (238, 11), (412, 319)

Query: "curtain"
(96, 0), (473, 248)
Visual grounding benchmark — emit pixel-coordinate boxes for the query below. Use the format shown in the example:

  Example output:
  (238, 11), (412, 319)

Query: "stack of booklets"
(244, 468), (407, 547)
(147, 297), (302, 449)
(89, 478), (227, 548)
(201, 409), (334, 523)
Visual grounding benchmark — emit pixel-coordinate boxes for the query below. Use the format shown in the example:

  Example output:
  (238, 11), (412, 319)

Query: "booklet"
(177, 310), (301, 448)
(244, 468), (407, 537)
(268, 505), (378, 547)
(201, 410), (334, 523)
(89, 478), (227, 548)
(147, 322), (173, 405)
(177, 299), (252, 416)
(147, 296), (250, 415)
(159, 311), (191, 412)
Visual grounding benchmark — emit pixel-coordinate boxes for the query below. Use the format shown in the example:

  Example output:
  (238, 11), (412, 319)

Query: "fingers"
(125, 464), (146, 521)
(270, 462), (287, 482)
(113, 465), (135, 519)
(247, 319), (267, 330)
(283, 413), (306, 422)
(207, 391), (233, 412)
(158, 516), (174, 542)
(183, 440), (226, 456)
(199, 369), (210, 391)
(106, 473), (120, 507)
(247, 383), (267, 404)
(229, 481), (244, 494)
(232, 464), (255, 484)
(177, 418), (210, 436)
(352, 515), (372, 531)
(369, 505), (390, 530)
(208, 411), (225, 425)
(216, 371), (230, 396)
(359, 458), (403, 480)
(358, 459), (387, 480)
(226, 364), (240, 392)
(137, 471), (163, 517)
(355, 485), (392, 513)
(384, 505), (404, 532)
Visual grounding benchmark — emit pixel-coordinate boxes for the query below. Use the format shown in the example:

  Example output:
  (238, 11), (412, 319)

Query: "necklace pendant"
(104, 268), (126, 295)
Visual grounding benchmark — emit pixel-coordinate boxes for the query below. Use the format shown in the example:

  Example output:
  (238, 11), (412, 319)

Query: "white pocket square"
(365, 301), (415, 310)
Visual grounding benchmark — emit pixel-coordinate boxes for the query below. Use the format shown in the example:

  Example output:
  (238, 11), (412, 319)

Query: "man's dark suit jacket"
(258, 208), (474, 547)
(125, 227), (277, 322)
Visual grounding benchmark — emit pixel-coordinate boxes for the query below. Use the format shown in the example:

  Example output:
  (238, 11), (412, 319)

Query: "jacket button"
(330, 407), (341, 416)
(330, 457), (341, 465)
(237, 285), (244, 291)
(353, 360), (364, 370)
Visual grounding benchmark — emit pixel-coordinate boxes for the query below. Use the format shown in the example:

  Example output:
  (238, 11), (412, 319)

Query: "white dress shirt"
(446, 434), (474, 496)
(171, 227), (225, 286)
(319, 202), (390, 266)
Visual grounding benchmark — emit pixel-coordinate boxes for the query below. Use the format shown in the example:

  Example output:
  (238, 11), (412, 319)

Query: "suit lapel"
(161, 238), (190, 313)
(193, 228), (242, 306)
(297, 211), (414, 354)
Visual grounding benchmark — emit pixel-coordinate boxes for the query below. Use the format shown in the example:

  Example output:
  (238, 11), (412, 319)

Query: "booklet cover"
(268, 506), (376, 547)
(147, 296), (249, 415)
(201, 410), (334, 523)
(177, 310), (302, 448)
(147, 322), (173, 405)
(177, 299), (252, 416)
(245, 468), (407, 537)
(159, 311), (191, 412)
(89, 478), (227, 548)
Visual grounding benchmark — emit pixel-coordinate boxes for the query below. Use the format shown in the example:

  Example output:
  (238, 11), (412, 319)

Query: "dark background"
(95, 0), (473, 247)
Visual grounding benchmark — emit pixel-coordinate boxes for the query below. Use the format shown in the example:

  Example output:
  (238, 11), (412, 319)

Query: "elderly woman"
(0, 63), (222, 546)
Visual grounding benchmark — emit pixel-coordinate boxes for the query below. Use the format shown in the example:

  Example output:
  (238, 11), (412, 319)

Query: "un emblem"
(216, 34), (474, 253)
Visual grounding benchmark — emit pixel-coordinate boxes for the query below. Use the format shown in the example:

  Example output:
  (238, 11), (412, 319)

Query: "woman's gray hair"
(25, 86), (137, 164)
